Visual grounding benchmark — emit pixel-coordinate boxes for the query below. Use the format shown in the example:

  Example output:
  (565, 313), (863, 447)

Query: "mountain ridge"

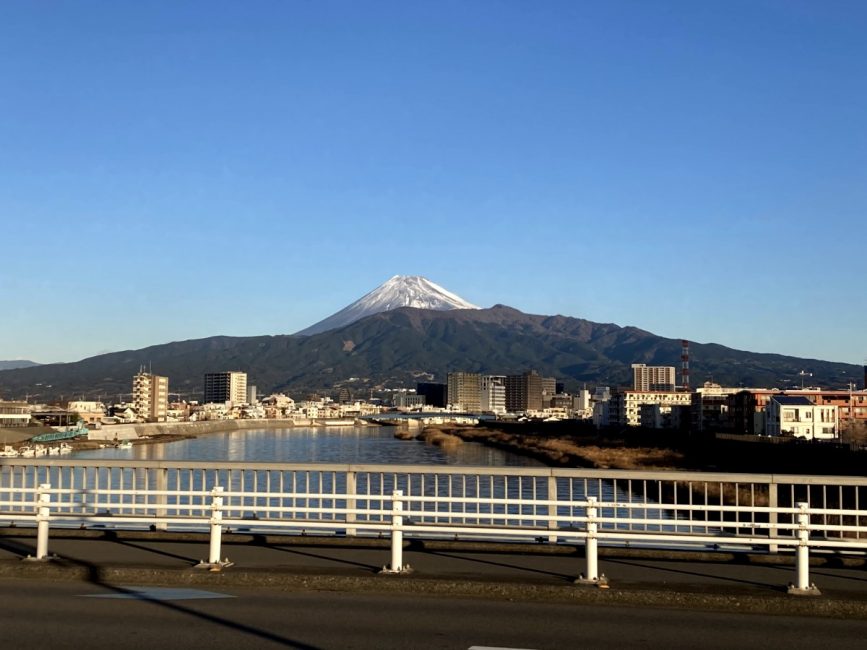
(0, 360), (41, 371)
(0, 305), (859, 401)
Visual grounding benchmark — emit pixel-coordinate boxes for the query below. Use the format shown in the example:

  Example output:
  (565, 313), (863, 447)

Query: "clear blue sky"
(1, 1), (865, 364)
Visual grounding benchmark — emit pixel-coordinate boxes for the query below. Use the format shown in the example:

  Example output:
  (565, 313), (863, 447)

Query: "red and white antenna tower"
(681, 340), (690, 392)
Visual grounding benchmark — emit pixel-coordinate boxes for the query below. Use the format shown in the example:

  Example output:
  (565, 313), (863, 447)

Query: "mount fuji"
(297, 275), (479, 336)
(0, 276), (860, 401)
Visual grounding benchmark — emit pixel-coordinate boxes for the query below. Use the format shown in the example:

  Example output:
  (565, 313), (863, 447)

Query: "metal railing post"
(35, 483), (51, 560)
(345, 470), (357, 537)
(155, 467), (168, 531)
(547, 475), (558, 543)
(209, 486), (224, 564)
(380, 489), (412, 574)
(196, 486), (233, 570)
(767, 483), (778, 554)
(576, 496), (607, 587)
(788, 501), (820, 596)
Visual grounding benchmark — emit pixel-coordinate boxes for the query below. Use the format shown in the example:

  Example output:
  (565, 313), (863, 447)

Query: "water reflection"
(73, 426), (543, 468)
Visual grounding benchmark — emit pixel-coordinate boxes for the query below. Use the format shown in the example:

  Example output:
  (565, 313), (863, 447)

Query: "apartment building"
(446, 372), (481, 411)
(631, 364), (677, 391)
(0, 401), (30, 428)
(204, 371), (248, 405)
(765, 395), (839, 440)
(505, 370), (543, 413)
(729, 389), (867, 436)
(541, 376), (557, 407)
(416, 382), (447, 408)
(480, 375), (506, 414)
(132, 372), (169, 423)
(609, 390), (692, 427)
(393, 393), (426, 409)
(690, 382), (740, 433)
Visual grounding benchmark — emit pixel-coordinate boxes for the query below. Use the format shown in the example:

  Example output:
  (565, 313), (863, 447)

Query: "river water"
(72, 425), (544, 467)
(15, 425), (679, 535)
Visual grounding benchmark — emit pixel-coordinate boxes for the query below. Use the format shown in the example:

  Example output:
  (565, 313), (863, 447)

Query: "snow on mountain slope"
(297, 275), (479, 336)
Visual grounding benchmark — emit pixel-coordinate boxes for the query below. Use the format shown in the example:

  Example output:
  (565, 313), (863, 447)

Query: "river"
(72, 425), (545, 467)
(12, 425), (678, 535)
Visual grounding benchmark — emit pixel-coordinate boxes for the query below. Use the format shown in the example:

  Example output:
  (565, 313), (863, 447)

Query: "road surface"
(3, 579), (866, 649)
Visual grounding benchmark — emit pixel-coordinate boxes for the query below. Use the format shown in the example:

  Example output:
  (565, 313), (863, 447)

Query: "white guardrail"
(1, 459), (866, 593)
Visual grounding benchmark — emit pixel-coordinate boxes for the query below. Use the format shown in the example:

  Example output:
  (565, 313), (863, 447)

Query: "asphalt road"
(3, 579), (867, 650)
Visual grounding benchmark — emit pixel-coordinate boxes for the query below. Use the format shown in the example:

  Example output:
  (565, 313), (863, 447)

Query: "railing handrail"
(3, 457), (867, 487)
(3, 459), (864, 592)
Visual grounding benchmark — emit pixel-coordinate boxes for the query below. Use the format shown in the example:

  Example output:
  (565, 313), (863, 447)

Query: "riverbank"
(1, 419), (374, 455)
(86, 418), (314, 441)
(413, 424), (687, 471)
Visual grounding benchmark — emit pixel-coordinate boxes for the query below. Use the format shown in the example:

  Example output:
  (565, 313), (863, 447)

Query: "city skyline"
(2, 2), (866, 364)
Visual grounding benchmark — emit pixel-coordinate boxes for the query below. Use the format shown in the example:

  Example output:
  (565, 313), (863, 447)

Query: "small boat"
(18, 446), (35, 458)
(0, 445), (18, 458)
(58, 442), (73, 454)
(117, 440), (133, 449)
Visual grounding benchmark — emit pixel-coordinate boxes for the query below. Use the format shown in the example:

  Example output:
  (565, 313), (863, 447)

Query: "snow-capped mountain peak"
(297, 275), (479, 336)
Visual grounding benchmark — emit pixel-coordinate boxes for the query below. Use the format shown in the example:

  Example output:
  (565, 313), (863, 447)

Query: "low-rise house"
(67, 401), (106, 426)
(765, 395), (839, 440)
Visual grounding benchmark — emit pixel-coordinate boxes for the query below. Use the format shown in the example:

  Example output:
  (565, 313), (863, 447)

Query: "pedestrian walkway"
(1, 527), (866, 618)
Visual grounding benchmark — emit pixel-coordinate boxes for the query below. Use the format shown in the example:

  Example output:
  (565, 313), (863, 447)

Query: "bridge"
(1, 458), (866, 596)
(29, 425), (90, 443)
(361, 411), (495, 422)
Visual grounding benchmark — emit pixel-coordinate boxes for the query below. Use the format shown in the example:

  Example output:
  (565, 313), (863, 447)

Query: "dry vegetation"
(395, 425), (774, 507)
(419, 429), (463, 448)
(393, 425), (463, 448)
(438, 427), (686, 471)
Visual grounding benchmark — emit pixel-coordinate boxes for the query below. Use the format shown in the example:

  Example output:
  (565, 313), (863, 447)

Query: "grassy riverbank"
(412, 424), (687, 471)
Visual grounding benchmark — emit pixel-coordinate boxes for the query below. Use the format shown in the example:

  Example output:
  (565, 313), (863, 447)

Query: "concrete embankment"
(3, 420), (316, 445)
(0, 428), (48, 444)
(86, 418), (315, 441)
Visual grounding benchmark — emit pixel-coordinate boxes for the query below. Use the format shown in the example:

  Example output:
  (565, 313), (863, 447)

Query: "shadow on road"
(265, 544), (381, 572)
(422, 549), (575, 582)
(2, 537), (323, 650)
(605, 558), (786, 592)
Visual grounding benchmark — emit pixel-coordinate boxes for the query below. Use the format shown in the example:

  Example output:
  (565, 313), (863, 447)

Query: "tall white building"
(480, 375), (506, 414)
(631, 364), (677, 391)
(572, 389), (592, 419)
(132, 372), (168, 422)
(204, 371), (248, 405)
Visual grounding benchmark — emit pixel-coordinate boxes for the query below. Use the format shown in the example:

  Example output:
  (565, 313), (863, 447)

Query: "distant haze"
(0, 360), (40, 371)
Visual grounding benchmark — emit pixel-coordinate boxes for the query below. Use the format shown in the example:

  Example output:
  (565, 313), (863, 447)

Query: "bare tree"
(841, 420), (867, 449)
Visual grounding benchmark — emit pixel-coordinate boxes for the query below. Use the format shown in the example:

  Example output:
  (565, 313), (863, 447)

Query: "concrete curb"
(2, 559), (866, 620)
(3, 528), (867, 618)
(3, 526), (865, 568)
